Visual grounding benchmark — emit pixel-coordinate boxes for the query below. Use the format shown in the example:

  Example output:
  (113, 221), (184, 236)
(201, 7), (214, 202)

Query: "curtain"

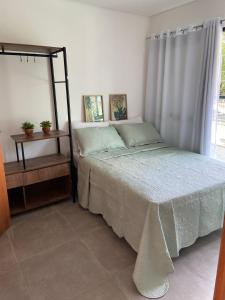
(145, 19), (222, 155)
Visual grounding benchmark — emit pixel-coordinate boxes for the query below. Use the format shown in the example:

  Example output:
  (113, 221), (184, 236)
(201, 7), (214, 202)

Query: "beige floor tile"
(173, 230), (221, 283)
(162, 266), (212, 300)
(76, 279), (129, 300)
(0, 233), (17, 274)
(20, 240), (110, 300)
(112, 265), (147, 300)
(3, 203), (220, 300)
(9, 211), (76, 262)
(12, 205), (56, 226)
(55, 202), (106, 235)
(53, 199), (74, 212)
(81, 226), (136, 272)
(0, 268), (30, 300)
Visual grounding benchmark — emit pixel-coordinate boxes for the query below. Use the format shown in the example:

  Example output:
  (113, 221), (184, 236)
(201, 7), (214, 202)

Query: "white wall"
(150, 0), (225, 33)
(0, 0), (150, 162)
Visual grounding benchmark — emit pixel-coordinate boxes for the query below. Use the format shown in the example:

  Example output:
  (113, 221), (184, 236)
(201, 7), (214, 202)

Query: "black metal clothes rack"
(0, 42), (76, 202)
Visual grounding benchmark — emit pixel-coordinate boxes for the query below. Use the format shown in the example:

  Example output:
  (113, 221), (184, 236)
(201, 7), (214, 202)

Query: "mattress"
(77, 144), (225, 298)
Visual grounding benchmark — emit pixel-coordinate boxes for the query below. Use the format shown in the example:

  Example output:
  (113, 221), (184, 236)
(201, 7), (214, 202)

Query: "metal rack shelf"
(1, 42), (76, 203)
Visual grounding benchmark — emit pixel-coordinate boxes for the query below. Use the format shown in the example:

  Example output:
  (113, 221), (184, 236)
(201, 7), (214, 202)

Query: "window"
(213, 31), (225, 160)
(220, 31), (225, 97)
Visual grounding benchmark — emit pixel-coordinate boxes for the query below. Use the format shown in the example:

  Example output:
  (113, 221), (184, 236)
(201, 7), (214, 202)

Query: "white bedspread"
(77, 144), (225, 298)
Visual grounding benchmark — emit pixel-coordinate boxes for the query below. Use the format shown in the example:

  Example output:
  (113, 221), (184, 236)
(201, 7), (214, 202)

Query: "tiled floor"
(0, 199), (221, 300)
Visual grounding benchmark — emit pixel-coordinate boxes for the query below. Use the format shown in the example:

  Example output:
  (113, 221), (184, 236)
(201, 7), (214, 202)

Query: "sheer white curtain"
(145, 19), (222, 155)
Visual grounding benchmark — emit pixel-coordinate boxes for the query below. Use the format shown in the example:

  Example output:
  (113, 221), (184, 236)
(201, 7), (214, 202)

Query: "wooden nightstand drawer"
(23, 163), (70, 186)
(6, 173), (23, 189)
(4, 153), (73, 215)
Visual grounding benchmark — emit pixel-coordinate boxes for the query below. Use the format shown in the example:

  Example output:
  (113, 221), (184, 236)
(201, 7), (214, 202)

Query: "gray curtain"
(145, 19), (222, 155)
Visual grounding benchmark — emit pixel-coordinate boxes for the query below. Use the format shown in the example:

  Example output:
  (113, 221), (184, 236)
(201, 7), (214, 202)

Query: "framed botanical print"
(83, 95), (104, 122)
(109, 94), (127, 121)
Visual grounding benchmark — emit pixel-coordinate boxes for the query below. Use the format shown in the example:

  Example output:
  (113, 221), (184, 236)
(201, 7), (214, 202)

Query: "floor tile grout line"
(22, 237), (73, 262)
(16, 235), (79, 264)
(1, 202), (220, 300)
(7, 204), (82, 300)
(9, 208), (79, 263)
(79, 238), (133, 300)
(53, 203), (112, 268)
(9, 220), (77, 300)
(7, 230), (32, 300)
(80, 233), (125, 277)
(79, 226), (137, 289)
(55, 202), (107, 236)
(6, 202), (133, 298)
(11, 209), (58, 229)
(18, 239), (121, 299)
(54, 205), (79, 231)
(53, 204), (102, 237)
(9, 203), (133, 266)
(109, 265), (140, 300)
(79, 238), (124, 286)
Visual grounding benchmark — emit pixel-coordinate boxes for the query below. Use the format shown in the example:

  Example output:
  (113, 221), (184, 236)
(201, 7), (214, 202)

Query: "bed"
(77, 142), (225, 298)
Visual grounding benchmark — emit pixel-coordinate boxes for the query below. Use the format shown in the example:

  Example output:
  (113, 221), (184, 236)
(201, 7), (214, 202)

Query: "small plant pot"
(24, 129), (33, 137)
(42, 127), (51, 135)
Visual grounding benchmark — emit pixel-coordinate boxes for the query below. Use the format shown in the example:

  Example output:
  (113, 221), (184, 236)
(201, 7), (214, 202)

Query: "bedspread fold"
(133, 203), (173, 298)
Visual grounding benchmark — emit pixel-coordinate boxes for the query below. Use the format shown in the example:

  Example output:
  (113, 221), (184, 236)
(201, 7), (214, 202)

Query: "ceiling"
(76, 0), (196, 17)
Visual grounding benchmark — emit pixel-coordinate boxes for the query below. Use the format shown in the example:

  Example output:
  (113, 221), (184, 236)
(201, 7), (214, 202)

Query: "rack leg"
(70, 163), (76, 203)
(49, 55), (60, 154)
(62, 47), (76, 202)
(22, 186), (27, 209)
(21, 143), (26, 169)
(15, 142), (19, 162)
(56, 138), (60, 154)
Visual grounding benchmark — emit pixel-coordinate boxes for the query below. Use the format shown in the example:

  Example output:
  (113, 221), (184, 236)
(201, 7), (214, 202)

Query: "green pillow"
(114, 122), (163, 147)
(75, 126), (127, 156)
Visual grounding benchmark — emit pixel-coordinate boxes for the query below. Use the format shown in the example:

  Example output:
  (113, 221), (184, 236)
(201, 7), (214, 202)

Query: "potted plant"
(22, 121), (35, 137)
(40, 120), (52, 135)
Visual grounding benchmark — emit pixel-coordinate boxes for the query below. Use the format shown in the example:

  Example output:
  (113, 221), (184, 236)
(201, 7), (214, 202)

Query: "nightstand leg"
(21, 143), (26, 169)
(15, 142), (19, 162)
(57, 138), (60, 153)
(71, 164), (76, 203)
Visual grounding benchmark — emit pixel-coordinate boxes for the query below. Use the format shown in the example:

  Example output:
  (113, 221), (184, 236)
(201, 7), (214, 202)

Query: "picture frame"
(109, 94), (128, 121)
(83, 95), (104, 122)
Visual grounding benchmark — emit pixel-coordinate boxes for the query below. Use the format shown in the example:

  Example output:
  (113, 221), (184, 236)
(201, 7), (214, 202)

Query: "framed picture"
(83, 95), (104, 122)
(110, 94), (128, 121)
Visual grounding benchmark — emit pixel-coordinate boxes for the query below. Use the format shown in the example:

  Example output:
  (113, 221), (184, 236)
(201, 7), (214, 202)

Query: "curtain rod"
(146, 19), (225, 40)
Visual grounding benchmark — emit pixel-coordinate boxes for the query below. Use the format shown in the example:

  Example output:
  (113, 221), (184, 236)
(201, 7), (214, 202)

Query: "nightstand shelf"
(5, 153), (70, 175)
(11, 130), (68, 143)
(11, 130), (69, 169)
(5, 154), (71, 215)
